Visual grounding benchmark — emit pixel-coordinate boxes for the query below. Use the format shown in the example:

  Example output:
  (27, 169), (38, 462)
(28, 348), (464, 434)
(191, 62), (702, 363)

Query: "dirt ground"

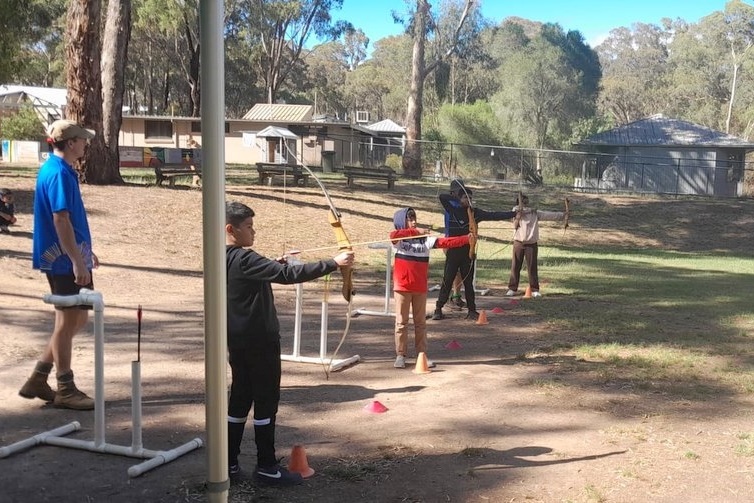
(1, 167), (753, 503)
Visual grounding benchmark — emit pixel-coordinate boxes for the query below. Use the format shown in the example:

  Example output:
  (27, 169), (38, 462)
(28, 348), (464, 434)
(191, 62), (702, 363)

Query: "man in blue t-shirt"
(19, 119), (98, 410)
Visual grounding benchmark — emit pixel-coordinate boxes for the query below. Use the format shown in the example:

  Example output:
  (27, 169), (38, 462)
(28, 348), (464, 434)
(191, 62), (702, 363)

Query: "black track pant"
(436, 245), (476, 312)
(227, 340), (281, 468)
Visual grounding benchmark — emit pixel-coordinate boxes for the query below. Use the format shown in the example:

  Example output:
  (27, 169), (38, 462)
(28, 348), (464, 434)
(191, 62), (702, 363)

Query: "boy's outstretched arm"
(536, 210), (566, 222)
(433, 234), (471, 249)
(474, 207), (516, 222)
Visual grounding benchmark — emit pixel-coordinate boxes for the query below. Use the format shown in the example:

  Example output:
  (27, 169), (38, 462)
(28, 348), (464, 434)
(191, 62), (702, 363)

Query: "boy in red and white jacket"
(389, 207), (470, 369)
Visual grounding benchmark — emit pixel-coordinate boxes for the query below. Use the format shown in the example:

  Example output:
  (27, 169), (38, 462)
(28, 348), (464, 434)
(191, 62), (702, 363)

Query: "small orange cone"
(413, 352), (432, 374)
(524, 286), (532, 299)
(491, 306), (504, 314)
(475, 310), (489, 325)
(288, 444), (315, 478)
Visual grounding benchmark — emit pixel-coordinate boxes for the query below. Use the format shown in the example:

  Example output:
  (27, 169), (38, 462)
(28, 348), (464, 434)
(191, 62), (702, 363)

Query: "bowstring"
(453, 180), (478, 289)
(281, 141), (350, 380)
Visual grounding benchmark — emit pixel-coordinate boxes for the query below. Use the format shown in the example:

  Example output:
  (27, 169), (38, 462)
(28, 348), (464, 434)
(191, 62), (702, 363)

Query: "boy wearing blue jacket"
(433, 179), (516, 321)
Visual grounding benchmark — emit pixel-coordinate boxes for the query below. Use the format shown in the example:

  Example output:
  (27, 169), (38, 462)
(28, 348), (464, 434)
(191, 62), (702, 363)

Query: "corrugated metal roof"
(367, 118), (405, 134)
(578, 114), (754, 148)
(242, 104), (313, 122)
(0, 85), (67, 107)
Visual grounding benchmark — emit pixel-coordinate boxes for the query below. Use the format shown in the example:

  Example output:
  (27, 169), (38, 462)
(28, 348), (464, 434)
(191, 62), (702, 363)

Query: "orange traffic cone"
(413, 352), (432, 374)
(288, 444), (315, 478)
(475, 310), (489, 325)
(524, 286), (532, 299)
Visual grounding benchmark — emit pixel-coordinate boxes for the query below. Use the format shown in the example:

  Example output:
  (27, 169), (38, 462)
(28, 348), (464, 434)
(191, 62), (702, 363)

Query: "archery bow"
(451, 180), (477, 259)
(328, 209), (354, 303)
(466, 197), (478, 261)
(293, 162), (354, 303)
(292, 158), (354, 378)
(452, 181), (477, 290)
(514, 165), (524, 232)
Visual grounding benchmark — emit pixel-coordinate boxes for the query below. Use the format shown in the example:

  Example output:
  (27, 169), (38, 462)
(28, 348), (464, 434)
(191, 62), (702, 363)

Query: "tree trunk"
(402, 0), (429, 179)
(101, 0), (131, 185)
(183, 15), (200, 117)
(726, 60), (739, 134)
(402, 0), (474, 178)
(65, 0), (109, 184)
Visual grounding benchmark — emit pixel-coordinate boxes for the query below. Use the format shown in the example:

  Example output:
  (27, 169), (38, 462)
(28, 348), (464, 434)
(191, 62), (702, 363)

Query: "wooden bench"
(255, 163), (309, 186)
(343, 166), (398, 189)
(153, 163), (202, 187)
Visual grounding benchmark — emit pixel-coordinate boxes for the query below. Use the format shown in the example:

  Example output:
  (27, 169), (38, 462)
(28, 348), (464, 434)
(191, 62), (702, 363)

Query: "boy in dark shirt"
(0, 188), (16, 233)
(433, 180), (516, 321)
(225, 201), (354, 486)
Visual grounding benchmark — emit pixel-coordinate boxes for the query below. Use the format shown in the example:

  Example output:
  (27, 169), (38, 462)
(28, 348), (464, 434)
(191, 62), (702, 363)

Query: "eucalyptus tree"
(343, 28), (369, 70)
(65, 0), (112, 183)
(438, 23), (498, 107)
(703, 0), (754, 133)
(0, 0), (66, 85)
(231, 0), (351, 104)
(666, 2), (754, 137)
(101, 0), (130, 183)
(129, 0), (201, 116)
(343, 35), (413, 123)
(301, 41), (349, 117)
(431, 0), (490, 106)
(596, 22), (673, 124)
(224, 33), (264, 117)
(666, 19), (729, 129)
(493, 23), (597, 150)
(401, 0), (475, 178)
(343, 61), (392, 121)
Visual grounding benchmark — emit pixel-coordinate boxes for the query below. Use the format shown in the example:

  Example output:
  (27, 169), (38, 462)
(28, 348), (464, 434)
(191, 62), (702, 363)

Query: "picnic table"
(152, 162), (202, 187)
(342, 165), (397, 190)
(255, 163), (309, 186)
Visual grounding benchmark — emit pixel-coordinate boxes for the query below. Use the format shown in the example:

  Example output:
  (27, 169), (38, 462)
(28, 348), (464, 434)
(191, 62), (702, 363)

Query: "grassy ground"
(3, 162), (754, 501)
(22, 164), (754, 401)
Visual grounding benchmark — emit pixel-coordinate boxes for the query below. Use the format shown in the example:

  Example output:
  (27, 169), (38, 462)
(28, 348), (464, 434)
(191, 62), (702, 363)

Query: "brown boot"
(54, 371), (94, 410)
(19, 362), (56, 402)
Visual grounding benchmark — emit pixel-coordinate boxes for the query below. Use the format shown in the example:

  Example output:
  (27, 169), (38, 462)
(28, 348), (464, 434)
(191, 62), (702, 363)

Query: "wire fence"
(360, 139), (754, 198)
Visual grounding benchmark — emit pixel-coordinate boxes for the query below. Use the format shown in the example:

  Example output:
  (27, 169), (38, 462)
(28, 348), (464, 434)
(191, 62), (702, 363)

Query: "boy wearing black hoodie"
(225, 201), (354, 485)
(433, 180), (516, 321)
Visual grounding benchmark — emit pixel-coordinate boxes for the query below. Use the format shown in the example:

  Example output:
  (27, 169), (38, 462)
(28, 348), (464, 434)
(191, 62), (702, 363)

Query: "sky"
(332, 0), (741, 49)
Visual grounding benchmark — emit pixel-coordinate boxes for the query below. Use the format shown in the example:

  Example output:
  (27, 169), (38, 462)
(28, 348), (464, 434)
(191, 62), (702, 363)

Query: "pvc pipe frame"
(354, 242), (396, 318)
(0, 289), (203, 477)
(353, 242), (491, 318)
(280, 268), (360, 371)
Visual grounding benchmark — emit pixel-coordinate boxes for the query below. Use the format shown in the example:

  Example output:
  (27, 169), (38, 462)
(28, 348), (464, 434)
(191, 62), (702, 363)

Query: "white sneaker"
(426, 359), (436, 368)
(394, 355), (406, 368)
(505, 289), (517, 296)
(531, 291), (542, 298)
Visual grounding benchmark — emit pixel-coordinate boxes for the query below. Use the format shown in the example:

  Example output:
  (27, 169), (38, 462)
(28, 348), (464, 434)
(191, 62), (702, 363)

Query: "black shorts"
(46, 273), (94, 310)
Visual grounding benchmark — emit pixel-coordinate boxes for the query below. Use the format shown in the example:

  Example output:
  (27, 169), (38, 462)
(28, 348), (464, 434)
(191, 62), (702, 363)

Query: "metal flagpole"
(200, 1), (228, 502)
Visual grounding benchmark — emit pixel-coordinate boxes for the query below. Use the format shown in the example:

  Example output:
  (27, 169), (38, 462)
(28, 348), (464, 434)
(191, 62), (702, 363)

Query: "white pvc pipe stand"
(280, 259), (360, 371)
(0, 289), (203, 477)
(354, 242), (397, 318)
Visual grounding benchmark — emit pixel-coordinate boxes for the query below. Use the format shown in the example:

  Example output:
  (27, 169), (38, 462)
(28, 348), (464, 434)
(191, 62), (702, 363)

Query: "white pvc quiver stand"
(0, 289), (203, 477)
